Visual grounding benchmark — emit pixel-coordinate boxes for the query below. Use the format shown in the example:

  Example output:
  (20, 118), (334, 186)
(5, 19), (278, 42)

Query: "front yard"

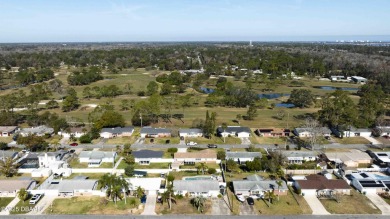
(186, 136), (241, 145)
(0, 197), (14, 208)
(117, 160), (170, 169)
(45, 196), (141, 214)
(251, 135), (288, 145)
(254, 192), (312, 215)
(10, 196), (38, 214)
(155, 196), (211, 214)
(105, 136), (138, 145)
(144, 137), (180, 145)
(320, 190), (381, 214)
(332, 137), (371, 144)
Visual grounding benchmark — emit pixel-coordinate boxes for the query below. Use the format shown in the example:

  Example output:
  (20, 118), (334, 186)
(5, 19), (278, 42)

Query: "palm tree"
(162, 183), (176, 210)
(221, 123), (228, 143)
(135, 186), (145, 198)
(191, 196), (206, 212)
(18, 188), (29, 202)
(51, 139), (60, 151)
(276, 180), (283, 201)
(264, 190), (276, 205)
(197, 162), (208, 175)
(98, 174), (129, 205)
(0, 157), (18, 177)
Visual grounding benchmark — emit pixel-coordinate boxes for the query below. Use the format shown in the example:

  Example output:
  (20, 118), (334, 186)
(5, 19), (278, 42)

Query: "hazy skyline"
(1, 0), (390, 42)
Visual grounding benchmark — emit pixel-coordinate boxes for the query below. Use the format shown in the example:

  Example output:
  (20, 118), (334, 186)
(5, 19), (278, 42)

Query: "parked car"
(247, 197), (254, 205)
(70, 142), (78, 147)
(141, 195), (147, 204)
(186, 141), (197, 146)
(236, 194), (245, 202)
(207, 144), (217, 148)
(29, 194), (43, 205)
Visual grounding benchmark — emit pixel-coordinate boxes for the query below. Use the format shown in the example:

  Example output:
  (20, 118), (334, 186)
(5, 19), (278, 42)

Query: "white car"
(29, 194), (43, 205)
(186, 141), (198, 146)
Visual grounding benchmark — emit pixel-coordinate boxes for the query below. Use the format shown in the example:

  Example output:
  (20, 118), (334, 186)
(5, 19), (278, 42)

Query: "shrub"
(137, 91), (145, 96)
(286, 145), (290, 150)
(208, 168), (217, 174)
(79, 134), (92, 143)
(124, 165), (135, 176)
(217, 194), (222, 199)
(167, 148), (178, 154)
(0, 142), (8, 150)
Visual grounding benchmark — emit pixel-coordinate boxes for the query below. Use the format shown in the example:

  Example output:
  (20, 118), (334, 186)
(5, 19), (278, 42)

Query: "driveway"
(27, 195), (56, 215)
(0, 197), (19, 215)
(366, 193), (390, 215)
(303, 194), (330, 215)
(210, 197), (231, 215)
(239, 200), (256, 215)
(364, 136), (382, 145)
(241, 137), (251, 145)
(141, 194), (157, 215)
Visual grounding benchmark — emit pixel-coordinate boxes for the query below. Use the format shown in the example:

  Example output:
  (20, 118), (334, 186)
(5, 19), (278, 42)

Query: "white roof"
(126, 177), (163, 191)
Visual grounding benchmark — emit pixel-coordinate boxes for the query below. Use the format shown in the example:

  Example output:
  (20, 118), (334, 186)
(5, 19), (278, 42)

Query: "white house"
(232, 175), (288, 197)
(0, 180), (37, 197)
(293, 127), (331, 138)
(179, 128), (203, 138)
(0, 126), (17, 137)
(324, 152), (372, 168)
(79, 151), (116, 167)
(173, 149), (217, 165)
(59, 127), (88, 138)
(140, 127), (171, 138)
(126, 177), (163, 195)
(40, 178), (99, 197)
(226, 152), (262, 164)
(18, 125), (54, 137)
(281, 151), (317, 164)
(100, 126), (134, 139)
(38, 151), (68, 168)
(132, 150), (165, 165)
(173, 180), (220, 198)
(217, 126), (251, 138)
(331, 127), (372, 138)
(350, 172), (390, 194)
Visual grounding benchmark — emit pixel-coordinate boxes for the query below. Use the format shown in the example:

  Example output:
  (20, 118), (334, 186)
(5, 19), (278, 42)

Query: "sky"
(0, 0), (390, 42)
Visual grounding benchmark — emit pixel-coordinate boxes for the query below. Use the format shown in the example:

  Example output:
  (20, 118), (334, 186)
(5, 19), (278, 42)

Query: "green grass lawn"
(332, 137), (371, 144)
(252, 136), (289, 145)
(68, 173), (107, 179)
(320, 190), (381, 214)
(144, 137), (180, 145)
(0, 197), (14, 208)
(10, 196), (38, 214)
(105, 136), (138, 145)
(254, 192), (311, 215)
(68, 158), (88, 168)
(134, 162), (170, 169)
(0, 136), (14, 143)
(45, 196), (141, 214)
(156, 197), (211, 215)
(186, 136), (241, 145)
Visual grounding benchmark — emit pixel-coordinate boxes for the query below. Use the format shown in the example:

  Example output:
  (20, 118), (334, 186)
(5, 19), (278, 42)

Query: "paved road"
(366, 193), (390, 215)
(2, 214), (389, 219)
(303, 194), (330, 215)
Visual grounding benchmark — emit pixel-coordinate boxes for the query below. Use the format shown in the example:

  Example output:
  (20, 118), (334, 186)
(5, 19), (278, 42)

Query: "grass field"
(46, 196), (141, 214)
(254, 192), (311, 215)
(134, 162), (170, 169)
(320, 190), (381, 214)
(332, 137), (371, 144)
(0, 197), (14, 208)
(186, 136), (242, 145)
(155, 197), (211, 215)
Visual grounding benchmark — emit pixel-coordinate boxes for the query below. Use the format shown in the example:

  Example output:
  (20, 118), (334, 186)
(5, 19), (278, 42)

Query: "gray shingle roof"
(281, 151), (317, 158)
(179, 128), (203, 134)
(226, 152), (262, 159)
(53, 180), (98, 193)
(19, 125), (54, 135)
(173, 180), (219, 193)
(294, 127), (331, 134)
(140, 127), (171, 134)
(233, 180), (287, 192)
(217, 126), (251, 134)
(133, 150), (164, 159)
(101, 126), (134, 134)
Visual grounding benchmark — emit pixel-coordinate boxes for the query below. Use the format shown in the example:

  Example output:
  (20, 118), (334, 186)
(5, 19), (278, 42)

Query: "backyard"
(46, 196), (141, 214)
(320, 190), (381, 214)
(254, 192), (312, 215)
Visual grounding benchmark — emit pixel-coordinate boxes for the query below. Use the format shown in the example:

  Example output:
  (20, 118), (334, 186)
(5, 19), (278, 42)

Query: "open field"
(155, 197), (211, 215)
(320, 190), (381, 214)
(45, 196), (141, 214)
(254, 192), (311, 215)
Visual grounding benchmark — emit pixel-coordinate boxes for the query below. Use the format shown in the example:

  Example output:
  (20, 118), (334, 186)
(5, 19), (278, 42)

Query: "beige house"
(174, 149), (217, 165)
(324, 152), (372, 168)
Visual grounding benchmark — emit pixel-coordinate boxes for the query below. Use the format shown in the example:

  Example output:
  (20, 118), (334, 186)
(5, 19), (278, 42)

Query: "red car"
(70, 143), (79, 147)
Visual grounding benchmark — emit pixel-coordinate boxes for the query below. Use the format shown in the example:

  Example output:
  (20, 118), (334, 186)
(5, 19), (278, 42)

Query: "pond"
(314, 86), (359, 91)
(258, 93), (290, 99)
(275, 103), (295, 108)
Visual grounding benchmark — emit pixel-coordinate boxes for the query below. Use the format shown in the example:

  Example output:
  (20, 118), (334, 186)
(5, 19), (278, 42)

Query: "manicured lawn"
(45, 196), (141, 214)
(155, 197), (211, 214)
(144, 137), (180, 145)
(320, 190), (381, 214)
(254, 192), (311, 215)
(10, 196), (38, 214)
(252, 135), (288, 145)
(105, 136), (138, 145)
(99, 162), (115, 168)
(186, 136), (241, 145)
(332, 137), (371, 144)
(0, 197), (14, 208)
(68, 173), (106, 179)
(134, 162), (170, 169)
(179, 162), (220, 171)
(0, 136), (14, 143)
(68, 158), (88, 168)
(167, 171), (200, 180)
